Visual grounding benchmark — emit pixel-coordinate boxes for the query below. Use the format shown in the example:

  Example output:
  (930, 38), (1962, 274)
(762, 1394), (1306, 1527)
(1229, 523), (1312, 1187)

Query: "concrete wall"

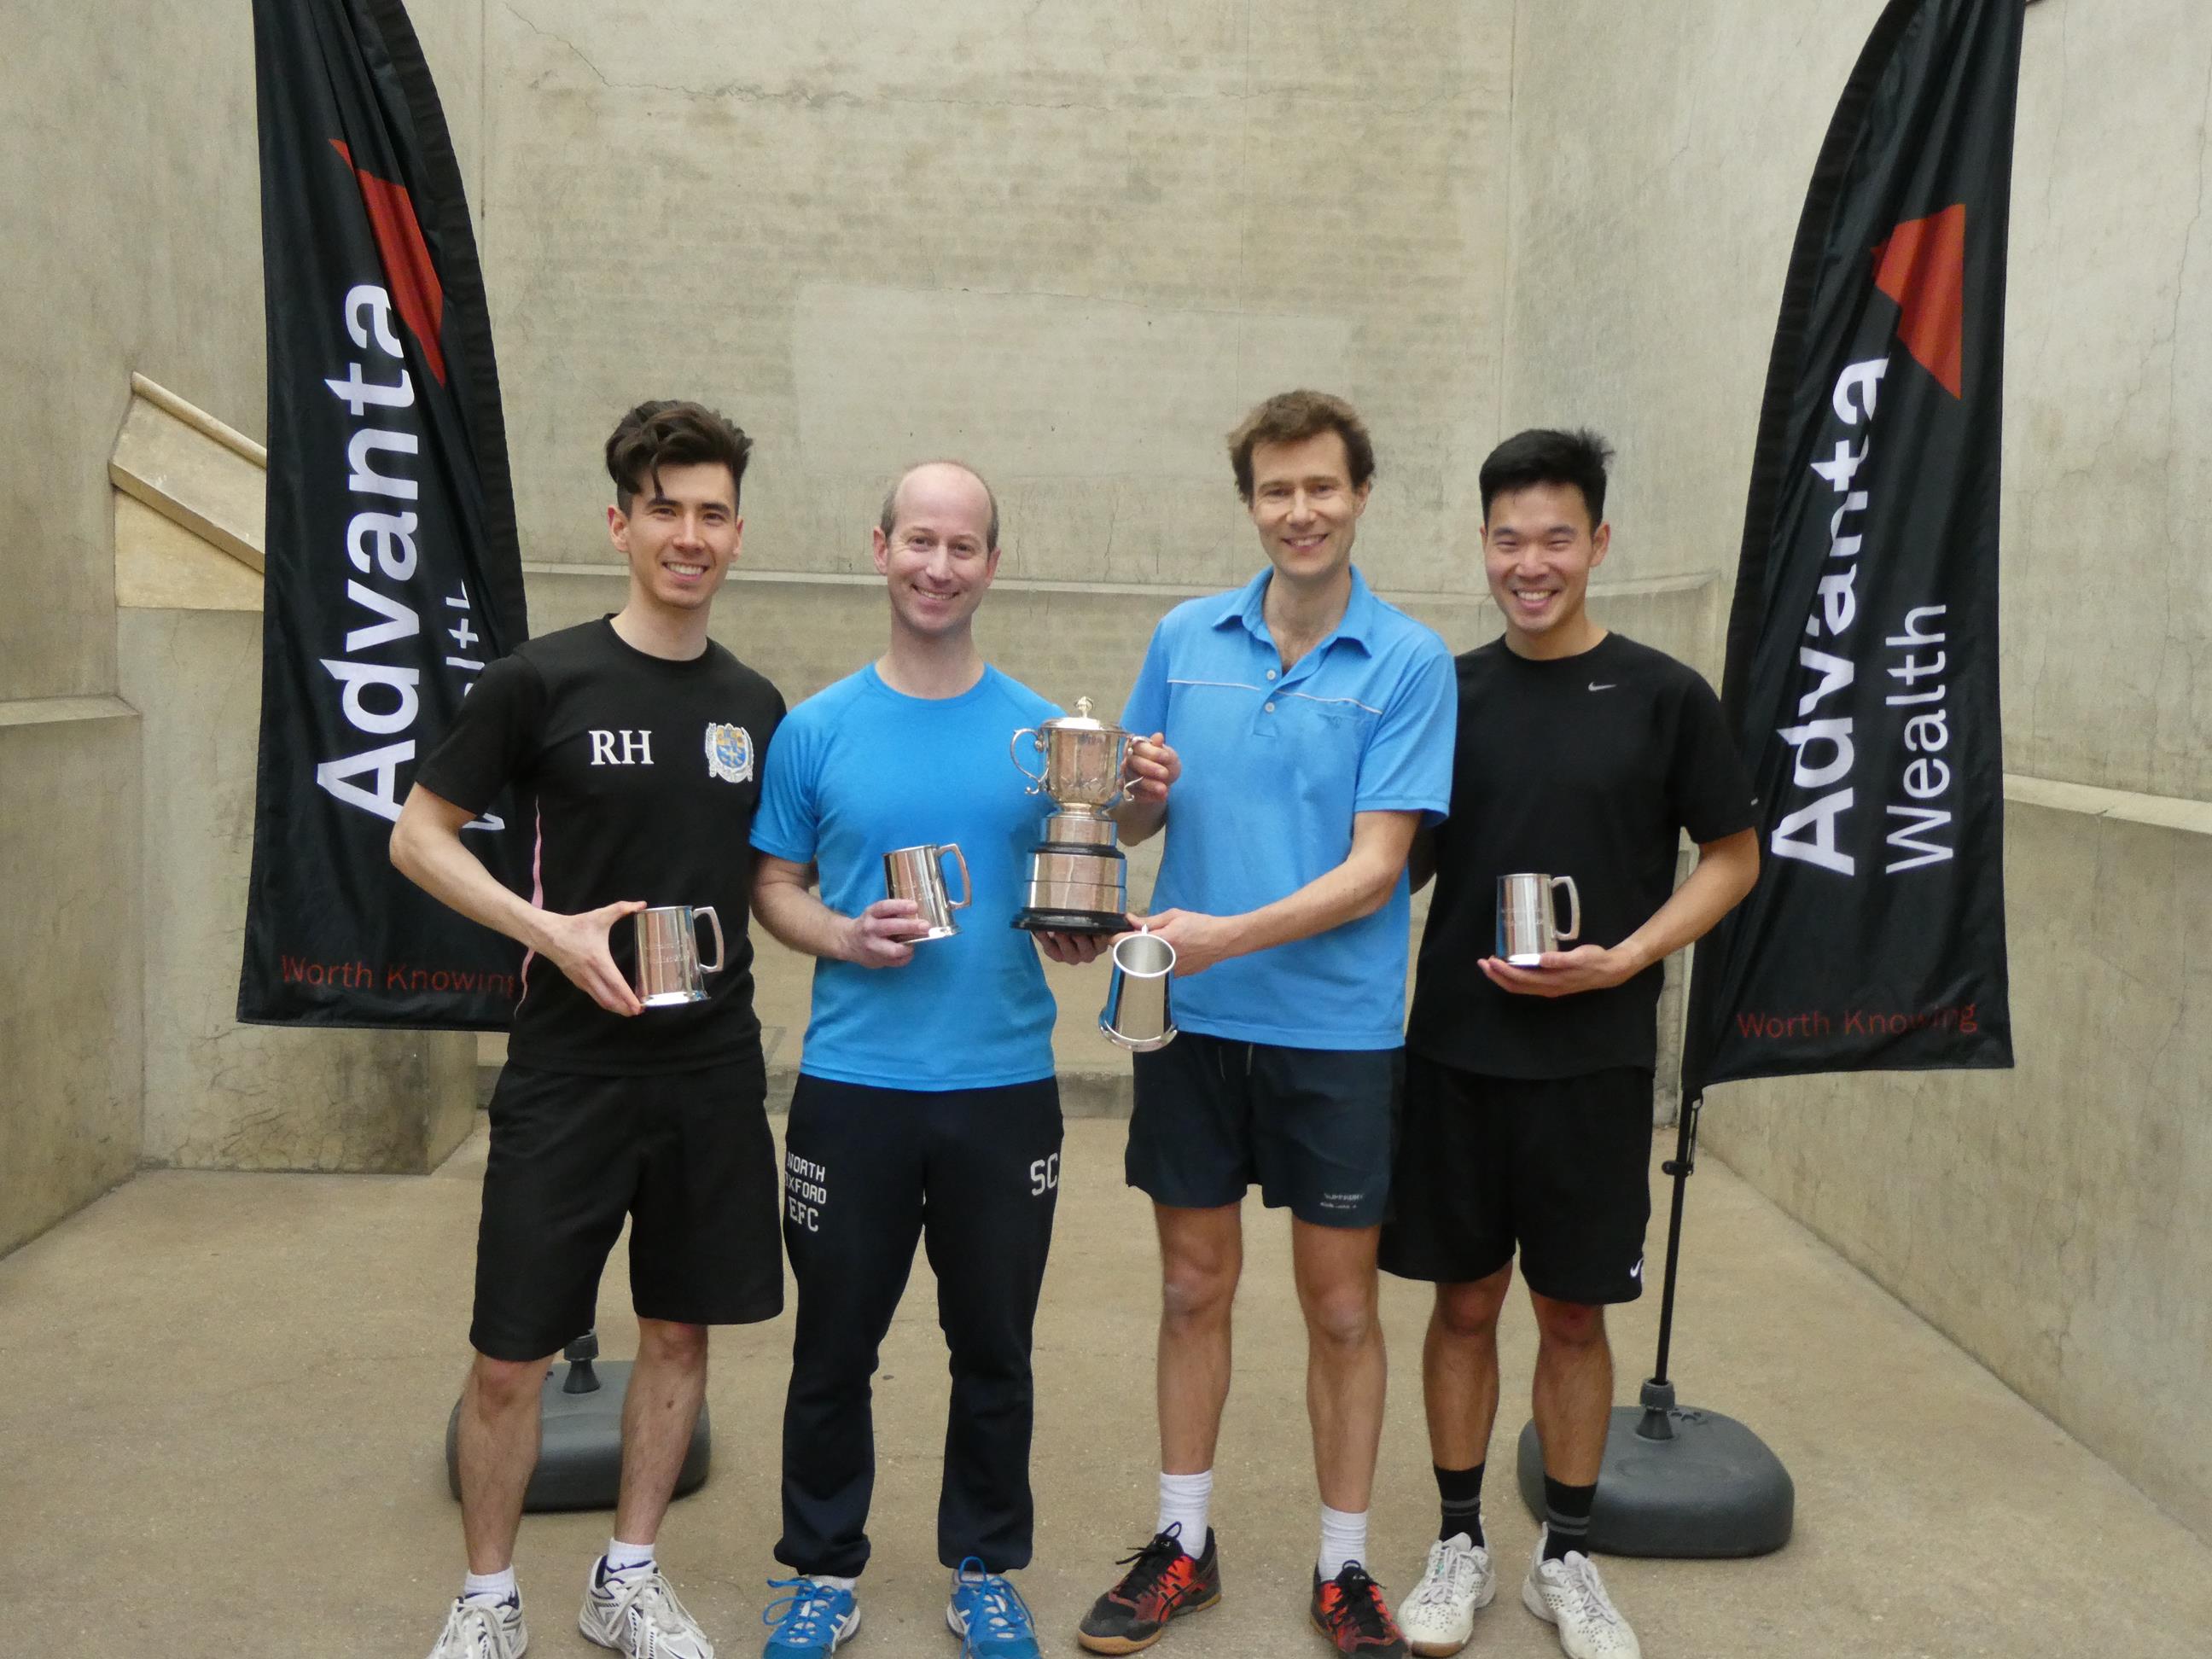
(0, 707), (143, 1254)
(0, 0), (486, 1247)
(1503, 0), (2212, 1541)
(119, 595), (479, 1175)
(480, 0), (1516, 593)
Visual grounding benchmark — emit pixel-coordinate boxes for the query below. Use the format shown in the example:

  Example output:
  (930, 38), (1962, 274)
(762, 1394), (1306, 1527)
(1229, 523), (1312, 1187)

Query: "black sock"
(1541, 1476), (1596, 1562)
(1435, 1462), (1486, 1545)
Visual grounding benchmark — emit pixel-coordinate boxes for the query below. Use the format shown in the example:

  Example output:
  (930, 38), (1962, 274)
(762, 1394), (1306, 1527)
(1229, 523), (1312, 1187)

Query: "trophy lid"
(1039, 696), (1124, 735)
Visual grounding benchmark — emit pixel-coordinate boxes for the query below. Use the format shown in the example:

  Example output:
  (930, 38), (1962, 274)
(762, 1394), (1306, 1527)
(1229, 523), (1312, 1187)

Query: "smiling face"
(872, 463), (1000, 642)
(608, 460), (742, 617)
(1481, 480), (1610, 657)
(1246, 429), (1371, 590)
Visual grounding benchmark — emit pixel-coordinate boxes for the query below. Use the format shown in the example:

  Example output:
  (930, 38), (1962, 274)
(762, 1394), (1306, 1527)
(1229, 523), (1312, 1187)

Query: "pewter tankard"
(1099, 929), (1177, 1051)
(631, 905), (725, 1006)
(883, 842), (971, 941)
(1496, 873), (1580, 966)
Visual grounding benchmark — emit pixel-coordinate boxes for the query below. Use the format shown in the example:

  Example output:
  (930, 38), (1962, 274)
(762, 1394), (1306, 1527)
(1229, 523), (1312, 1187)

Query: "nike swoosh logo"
(1588, 682), (1617, 692)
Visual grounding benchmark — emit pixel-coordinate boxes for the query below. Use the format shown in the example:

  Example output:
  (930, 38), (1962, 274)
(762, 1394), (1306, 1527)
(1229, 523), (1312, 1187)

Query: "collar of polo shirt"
(1208, 565), (1382, 659)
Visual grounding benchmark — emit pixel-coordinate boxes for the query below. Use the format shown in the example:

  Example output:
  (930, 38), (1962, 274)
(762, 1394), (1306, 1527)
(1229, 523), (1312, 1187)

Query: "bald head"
(878, 460), (1000, 552)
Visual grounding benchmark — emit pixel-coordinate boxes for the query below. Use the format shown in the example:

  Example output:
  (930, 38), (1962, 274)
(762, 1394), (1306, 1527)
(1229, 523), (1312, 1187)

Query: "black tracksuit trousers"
(775, 1074), (1062, 1577)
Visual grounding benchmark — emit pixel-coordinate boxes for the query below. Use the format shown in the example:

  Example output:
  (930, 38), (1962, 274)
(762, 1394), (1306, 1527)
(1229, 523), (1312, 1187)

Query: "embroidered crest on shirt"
(703, 722), (754, 783)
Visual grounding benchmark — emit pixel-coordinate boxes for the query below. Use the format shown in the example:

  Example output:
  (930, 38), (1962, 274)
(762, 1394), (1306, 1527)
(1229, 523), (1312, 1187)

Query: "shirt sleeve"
(749, 705), (821, 864)
(1120, 620), (1172, 737)
(1667, 672), (1759, 844)
(1354, 637), (1458, 823)
(413, 652), (544, 815)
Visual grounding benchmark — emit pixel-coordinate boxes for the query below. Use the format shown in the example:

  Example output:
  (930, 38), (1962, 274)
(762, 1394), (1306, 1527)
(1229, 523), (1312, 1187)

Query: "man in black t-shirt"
(391, 401), (785, 1659)
(1381, 431), (1759, 1659)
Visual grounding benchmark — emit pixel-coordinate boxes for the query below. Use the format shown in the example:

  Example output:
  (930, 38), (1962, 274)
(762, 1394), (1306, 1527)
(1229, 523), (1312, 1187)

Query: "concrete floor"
(5, 1118), (2209, 1659)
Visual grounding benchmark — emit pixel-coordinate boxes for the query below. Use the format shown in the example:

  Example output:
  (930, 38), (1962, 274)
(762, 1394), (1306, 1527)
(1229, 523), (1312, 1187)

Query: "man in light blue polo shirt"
(1076, 391), (1456, 1659)
(749, 461), (1120, 1659)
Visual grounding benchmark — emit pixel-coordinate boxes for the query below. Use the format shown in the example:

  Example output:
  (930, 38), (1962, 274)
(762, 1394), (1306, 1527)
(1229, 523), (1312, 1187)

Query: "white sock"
(463, 1567), (517, 1604)
(1156, 1469), (1214, 1551)
(606, 1538), (656, 1575)
(1318, 1505), (1368, 1580)
(814, 1575), (859, 1592)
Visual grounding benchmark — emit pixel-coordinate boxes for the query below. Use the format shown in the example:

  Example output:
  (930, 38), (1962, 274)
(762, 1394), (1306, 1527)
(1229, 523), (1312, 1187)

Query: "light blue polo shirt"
(1122, 566), (1455, 1049)
(751, 664), (1061, 1090)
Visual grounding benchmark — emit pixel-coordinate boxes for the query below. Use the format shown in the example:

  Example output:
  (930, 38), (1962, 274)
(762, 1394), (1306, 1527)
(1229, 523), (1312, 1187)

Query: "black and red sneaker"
(1076, 1525), (1223, 1654)
(1311, 1561), (1409, 1656)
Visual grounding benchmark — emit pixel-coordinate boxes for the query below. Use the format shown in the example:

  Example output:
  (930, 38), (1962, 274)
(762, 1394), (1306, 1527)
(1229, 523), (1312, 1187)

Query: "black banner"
(1683, 0), (2020, 1091)
(240, 0), (529, 1028)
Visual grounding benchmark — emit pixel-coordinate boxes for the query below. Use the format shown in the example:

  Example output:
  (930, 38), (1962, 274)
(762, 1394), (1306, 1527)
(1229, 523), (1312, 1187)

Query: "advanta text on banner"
(240, 0), (530, 1028)
(1683, 0), (2020, 1091)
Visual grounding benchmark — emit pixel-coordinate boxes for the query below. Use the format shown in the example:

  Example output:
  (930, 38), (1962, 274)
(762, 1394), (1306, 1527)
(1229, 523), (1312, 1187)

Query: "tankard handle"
(1009, 728), (1047, 794)
(694, 905), (726, 975)
(1550, 877), (1580, 946)
(939, 843), (972, 911)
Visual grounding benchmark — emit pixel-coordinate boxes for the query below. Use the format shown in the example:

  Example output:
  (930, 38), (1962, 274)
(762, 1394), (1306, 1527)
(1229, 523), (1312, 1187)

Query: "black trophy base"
(1012, 907), (1128, 935)
(1513, 1381), (1793, 1557)
(445, 1353), (712, 1513)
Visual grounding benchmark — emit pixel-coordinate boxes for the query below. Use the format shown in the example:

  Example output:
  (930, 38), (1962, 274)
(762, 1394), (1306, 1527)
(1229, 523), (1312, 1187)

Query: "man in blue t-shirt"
(1077, 392), (1456, 1659)
(749, 462), (1137, 1659)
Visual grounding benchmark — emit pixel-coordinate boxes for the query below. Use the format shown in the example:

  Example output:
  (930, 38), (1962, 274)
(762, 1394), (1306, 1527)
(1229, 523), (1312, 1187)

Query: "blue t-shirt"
(752, 664), (1062, 1090)
(1122, 566), (1456, 1049)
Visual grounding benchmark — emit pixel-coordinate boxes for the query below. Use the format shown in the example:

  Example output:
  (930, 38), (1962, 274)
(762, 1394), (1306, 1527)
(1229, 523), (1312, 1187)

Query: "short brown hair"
(604, 400), (754, 514)
(1226, 389), (1376, 503)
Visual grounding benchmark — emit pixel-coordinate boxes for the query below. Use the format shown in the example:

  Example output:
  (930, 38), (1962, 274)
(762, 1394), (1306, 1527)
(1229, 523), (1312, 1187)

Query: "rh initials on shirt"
(589, 729), (655, 766)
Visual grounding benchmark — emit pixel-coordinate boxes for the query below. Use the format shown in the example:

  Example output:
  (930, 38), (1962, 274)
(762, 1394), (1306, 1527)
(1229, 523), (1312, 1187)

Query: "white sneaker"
(427, 1596), (529, 1659)
(1521, 1535), (1640, 1659)
(579, 1557), (716, 1659)
(1397, 1532), (1495, 1656)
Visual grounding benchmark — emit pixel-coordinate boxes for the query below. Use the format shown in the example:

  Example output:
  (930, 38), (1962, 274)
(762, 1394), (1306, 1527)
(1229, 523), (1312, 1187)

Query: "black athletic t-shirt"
(1407, 632), (1755, 1080)
(415, 617), (785, 1076)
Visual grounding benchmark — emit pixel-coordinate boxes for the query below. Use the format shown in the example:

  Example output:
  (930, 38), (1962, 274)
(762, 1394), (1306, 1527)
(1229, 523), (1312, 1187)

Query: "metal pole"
(1650, 1091), (1703, 1388)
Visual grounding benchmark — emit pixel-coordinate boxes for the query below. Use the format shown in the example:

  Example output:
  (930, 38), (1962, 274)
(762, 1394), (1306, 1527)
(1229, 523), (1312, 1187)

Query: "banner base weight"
(1515, 1380), (1792, 1558)
(445, 1346), (712, 1512)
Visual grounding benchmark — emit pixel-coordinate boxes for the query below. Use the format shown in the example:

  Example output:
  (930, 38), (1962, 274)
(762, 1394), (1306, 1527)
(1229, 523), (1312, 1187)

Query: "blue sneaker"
(946, 1559), (1040, 1658)
(761, 1576), (860, 1656)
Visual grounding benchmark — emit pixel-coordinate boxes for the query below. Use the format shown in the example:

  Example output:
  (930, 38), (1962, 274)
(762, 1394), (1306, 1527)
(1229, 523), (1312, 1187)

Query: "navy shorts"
(1378, 1051), (1654, 1305)
(471, 1054), (783, 1361)
(1125, 1033), (1400, 1228)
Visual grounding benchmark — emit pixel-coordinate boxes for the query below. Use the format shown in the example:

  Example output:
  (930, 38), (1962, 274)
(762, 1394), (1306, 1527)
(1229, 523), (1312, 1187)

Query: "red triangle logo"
(331, 141), (447, 386)
(1871, 204), (1965, 399)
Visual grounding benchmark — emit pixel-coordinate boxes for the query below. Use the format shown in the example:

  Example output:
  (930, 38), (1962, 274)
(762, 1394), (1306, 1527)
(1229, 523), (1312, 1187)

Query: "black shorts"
(1378, 1053), (1653, 1305)
(1125, 1033), (1400, 1228)
(470, 1055), (783, 1361)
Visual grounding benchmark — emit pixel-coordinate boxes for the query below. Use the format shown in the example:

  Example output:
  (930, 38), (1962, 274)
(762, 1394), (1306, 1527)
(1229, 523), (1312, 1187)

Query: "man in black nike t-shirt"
(391, 401), (784, 1659)
(1381, 430), (1759, 1659)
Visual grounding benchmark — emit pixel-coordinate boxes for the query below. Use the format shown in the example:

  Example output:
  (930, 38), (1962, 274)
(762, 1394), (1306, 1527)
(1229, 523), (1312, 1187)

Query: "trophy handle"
(940, 843), (972, 911)
(693, 905), (726, 975)
(1010, 728), (1047, 794)
(1550, 876), (1580, 946)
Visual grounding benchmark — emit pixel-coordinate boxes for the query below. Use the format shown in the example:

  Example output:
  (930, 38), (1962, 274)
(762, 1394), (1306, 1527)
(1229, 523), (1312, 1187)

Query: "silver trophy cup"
(632, 904), (725, 1006)
(1011, 697), (1140, 935)
(1496, 873), (1580, 966)
(1099, 929), (1178, 1051)
(883, 842), (972, 941)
